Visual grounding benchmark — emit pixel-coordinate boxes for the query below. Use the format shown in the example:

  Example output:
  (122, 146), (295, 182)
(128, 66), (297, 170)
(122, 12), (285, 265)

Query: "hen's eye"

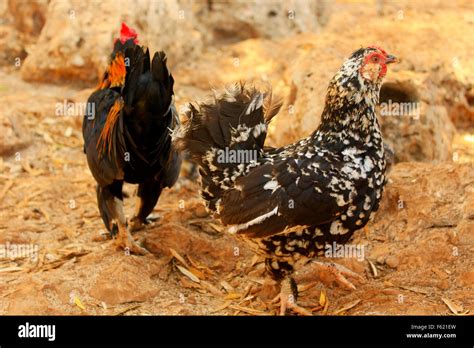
(371, 56), (380, 63)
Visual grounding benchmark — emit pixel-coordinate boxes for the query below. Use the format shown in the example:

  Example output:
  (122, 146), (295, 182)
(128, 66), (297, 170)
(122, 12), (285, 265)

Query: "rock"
(385, 255), (399, 269)
(429, 69), (474, 129)
(89, 256), (159, 305)
(0, 0), (47, 67)
(70, 54), (85, 67)
(200, 0), (330, 44)
(378, 72), (457, 163)
(270, 34), (342, 146)
(463, 190), (474, 220)
(5, 277), (61, 315)
(193, 203), (209, 218)
(19, 0), (330, 85)
(0, 26), (28, 67)
(7, 0), (48, 36)
(456, 221), (474, 246)
(458, 270), (474, 287)
(21, 0), (119, 84)
(436, 279), (450, 290)
(19, 0), (205, 84)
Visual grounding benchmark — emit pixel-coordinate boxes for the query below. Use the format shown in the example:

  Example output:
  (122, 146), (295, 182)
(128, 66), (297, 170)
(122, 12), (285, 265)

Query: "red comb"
(368, 45), (387, 56)
(119, 22), (138, 44)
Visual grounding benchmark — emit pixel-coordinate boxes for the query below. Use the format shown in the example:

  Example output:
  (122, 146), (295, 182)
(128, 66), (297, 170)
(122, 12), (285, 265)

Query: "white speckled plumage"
(175, 47), (396, 281)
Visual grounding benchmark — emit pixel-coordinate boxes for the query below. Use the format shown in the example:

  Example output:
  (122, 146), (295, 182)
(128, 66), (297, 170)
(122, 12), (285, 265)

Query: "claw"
(298, 260), (364, 290)
(128, 217), (145, 232)
(115, 223), (149, 255)
(129, 214), (160, 232)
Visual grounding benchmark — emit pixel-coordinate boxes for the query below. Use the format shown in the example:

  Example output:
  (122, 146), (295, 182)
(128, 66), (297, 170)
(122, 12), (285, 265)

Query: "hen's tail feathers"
(173, 82), (281, 173)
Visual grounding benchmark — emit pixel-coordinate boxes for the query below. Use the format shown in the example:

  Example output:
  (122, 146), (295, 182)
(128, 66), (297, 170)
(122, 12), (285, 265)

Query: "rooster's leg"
(97, 182), (148, 255)
(295, 260), (364, 290)
(129, 179), (163, 232)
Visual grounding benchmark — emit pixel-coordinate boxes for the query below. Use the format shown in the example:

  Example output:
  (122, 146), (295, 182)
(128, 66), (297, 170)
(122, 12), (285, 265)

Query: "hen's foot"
(272, 277), (312, 316)
(296, 260), (364, 290)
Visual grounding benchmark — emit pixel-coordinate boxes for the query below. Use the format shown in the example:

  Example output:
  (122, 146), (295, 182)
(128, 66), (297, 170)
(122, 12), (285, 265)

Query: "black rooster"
(175, 46), (397, 314)
(83, 23), (181, 254)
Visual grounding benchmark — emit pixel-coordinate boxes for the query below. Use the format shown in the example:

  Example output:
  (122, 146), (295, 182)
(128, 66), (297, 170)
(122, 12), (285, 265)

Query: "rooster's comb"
(367, 45), (387, 56)
(119, 22), (138, 44)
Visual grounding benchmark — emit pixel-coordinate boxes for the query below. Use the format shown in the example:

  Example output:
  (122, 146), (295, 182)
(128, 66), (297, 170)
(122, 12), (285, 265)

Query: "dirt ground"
(0, 0), (473, 316)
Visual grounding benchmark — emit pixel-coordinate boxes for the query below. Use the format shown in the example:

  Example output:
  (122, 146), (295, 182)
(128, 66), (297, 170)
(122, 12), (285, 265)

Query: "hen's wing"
(218, 151), (357, 238)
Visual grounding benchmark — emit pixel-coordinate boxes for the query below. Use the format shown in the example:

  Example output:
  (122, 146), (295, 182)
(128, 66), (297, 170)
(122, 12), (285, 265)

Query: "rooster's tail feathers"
(121, 45), (146, 106)
(151, 51), (174, 108)
(121, 48), (174, 114)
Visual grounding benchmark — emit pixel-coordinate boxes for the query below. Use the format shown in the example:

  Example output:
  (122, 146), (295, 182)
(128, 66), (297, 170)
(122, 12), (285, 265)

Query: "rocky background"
(0, 0), (473, 315)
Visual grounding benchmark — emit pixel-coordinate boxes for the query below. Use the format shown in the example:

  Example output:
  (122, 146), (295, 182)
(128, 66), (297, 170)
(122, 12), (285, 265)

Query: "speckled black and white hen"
(174, 46), (397, 315)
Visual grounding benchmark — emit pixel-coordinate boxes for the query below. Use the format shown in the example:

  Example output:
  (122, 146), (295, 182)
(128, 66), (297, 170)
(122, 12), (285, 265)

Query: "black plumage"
(175, 46), (397, 314)
(82, 23), (181, 254)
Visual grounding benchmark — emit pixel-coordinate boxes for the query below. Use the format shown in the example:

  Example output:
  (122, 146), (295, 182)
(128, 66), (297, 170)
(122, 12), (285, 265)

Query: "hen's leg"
(271, 277), (313, 316)
(129, 179), (163, 232)
(266, 258), (312, 316)
(97, 181), (148, 255)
